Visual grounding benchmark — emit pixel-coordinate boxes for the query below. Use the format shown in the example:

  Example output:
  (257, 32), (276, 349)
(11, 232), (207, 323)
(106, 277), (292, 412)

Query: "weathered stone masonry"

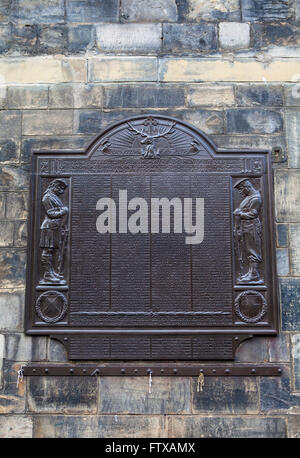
(0, 0), (299, 438)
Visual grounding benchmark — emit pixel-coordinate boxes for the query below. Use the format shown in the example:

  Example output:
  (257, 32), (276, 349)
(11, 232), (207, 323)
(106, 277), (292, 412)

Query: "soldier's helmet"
(48, 178), (68, 190)
(233, 178), (251, 190)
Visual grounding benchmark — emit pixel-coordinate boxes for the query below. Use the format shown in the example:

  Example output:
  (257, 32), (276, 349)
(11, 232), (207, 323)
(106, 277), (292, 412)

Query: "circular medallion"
(36, 291), (67, 323)
(234, 290), (267, 323)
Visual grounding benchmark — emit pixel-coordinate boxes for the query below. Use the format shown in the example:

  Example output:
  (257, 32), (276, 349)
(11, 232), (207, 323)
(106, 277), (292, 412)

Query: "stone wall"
(0, 0), (299, 438)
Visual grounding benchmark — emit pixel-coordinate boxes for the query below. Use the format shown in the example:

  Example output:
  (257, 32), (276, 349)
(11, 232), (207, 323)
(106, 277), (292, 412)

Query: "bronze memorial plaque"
(25, 115), (279, 360)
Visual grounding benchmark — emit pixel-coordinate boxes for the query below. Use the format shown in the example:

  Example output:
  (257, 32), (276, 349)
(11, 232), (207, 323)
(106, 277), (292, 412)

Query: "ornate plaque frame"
(25, 115), (279, 360)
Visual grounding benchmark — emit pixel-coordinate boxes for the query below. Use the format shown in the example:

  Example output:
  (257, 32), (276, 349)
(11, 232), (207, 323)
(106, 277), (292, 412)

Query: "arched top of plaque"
(87, 115), (216, 160)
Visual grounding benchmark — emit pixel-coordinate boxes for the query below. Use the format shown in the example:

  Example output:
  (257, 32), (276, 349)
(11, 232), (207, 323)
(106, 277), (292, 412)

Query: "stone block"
(241, 0), (291, 21)
(48, 338), (68, 362)
(0, 140), (18, 162)
(11, 0), (65, 24)
(104, 85), (185, 108)
(0, 84), (6, 109)
(38, 25), (67, 55)
(212, 134), (286, 152)
(14, 221), (27, 247)
(292, 334), (300, 391)
(96, 24), (162, 53)
(288, 416), (300, 438)
(22, 110), (73, 135)
(89, 57), (157, 82)
(290, 224), (300, 276)
(0, 111), (21, 139)
(260, 367), (300, 412)
(5, 334), (47, 362)
(0, 1), (9, 23)
(34, 415), (166, 438)
(66, 0), (119, 23)
(121, 0), (177, 22)
(6, 192), (28, 219)
(159, 58), (300, 82)
(226, 109), (283, 134)
(0, 333), (4, 389)
(284, 84), (300, 107)
(0, 249), (26, 288)
(275, 171), (300, 222)
(176, 0), (240, 22)
(0, 165), (29, 190)
(8, 24), (39, 56)
(0, 416), (33, 438)
(0, 24), (10, 53)
(0, 193), (5, 217)
(99, 376), (190, 414)
(75, 110), (103, 134)
(0, 360), (26, 414)
(180, 110), (224, 134)
(297, 0), (300, 19)
(76, 107), (224, 136)
(0, 58), (87, 84)
(235, 336), (269, 362)
(27, 376), (98, 414)
(236, 84), (283, 106)
(276, 248), (289, 276)
(277, 223), (288, 247)
(0, 221), (14, 247)
(280, 278), (300, 331)
(219, 22), (250, 50)
(167, 415), (287, 438)
(68, 25), (95, 53)
(187, 85), (234, 107)
(0, 290), (24, 332)
(163, 23), (217, 53)
(252, 23), (300, 49)
(268, 334), (290, 362)
(7, 85), (48, 109)
(49, 83), (103, 109)
(192, 377), (259, 414)
(21, 136), (90, 163)
(286, 110), (300, 168)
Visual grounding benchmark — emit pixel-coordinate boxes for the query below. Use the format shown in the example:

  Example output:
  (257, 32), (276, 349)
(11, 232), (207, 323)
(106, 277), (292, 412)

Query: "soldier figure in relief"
(39, 178), (68, 284)
(233, 178), (263, 284)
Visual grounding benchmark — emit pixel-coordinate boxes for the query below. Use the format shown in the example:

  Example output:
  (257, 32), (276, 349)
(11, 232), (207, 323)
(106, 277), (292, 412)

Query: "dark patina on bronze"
(25, 115), (279, 361)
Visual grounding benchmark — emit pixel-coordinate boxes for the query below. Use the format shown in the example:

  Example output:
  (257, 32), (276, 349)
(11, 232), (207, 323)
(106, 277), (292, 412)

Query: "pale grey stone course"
(0, 415), (33, 438)
(292, 334), (300, 392)
(0, 291), (24, 332)
(276, 248), (289, 276)
(5, 334), (47, 362)
(286, 110), (300, 168)
(96, 23), (162, 53)
(219, 22), (250, 50)
(0, 221), (14, 247)
(290, 224), (300, 276)
(275, 171), (300, 222)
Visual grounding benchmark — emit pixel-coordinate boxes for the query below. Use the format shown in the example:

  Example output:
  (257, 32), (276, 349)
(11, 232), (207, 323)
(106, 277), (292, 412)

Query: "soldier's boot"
(40, 251), (58, 284)
(52, 270), (66, 284)
(52, 269), (64, 280)
(249, 262), (260, 281)
(239, 262), (260, 283)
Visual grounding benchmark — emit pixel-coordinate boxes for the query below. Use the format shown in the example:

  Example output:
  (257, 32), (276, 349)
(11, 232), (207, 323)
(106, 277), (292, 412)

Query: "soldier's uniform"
(39, 179), (68, 284)
(234, 179), (262, 283)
